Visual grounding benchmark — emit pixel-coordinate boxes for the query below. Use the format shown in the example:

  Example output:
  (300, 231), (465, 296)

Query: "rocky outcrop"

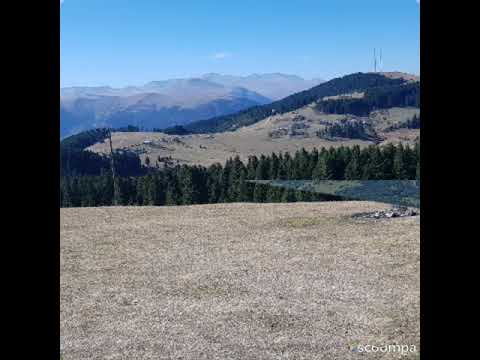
(353, 207), (419, 219)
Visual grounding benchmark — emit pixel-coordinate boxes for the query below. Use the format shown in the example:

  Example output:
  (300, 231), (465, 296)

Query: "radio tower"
(373, 48), (383, 73)
(379, 49), (383, 72)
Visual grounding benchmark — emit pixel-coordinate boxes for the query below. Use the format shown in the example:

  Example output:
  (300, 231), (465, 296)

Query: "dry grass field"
(61, 202), (420, 359)
(87, 106), (419, 167)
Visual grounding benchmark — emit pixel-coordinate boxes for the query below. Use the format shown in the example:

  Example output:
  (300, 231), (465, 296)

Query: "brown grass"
(61, 201), (419, 359)
(87, 106), (419, 167)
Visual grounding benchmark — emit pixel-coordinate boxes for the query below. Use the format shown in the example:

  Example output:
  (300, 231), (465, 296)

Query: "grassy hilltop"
(61, 201), (420, 359)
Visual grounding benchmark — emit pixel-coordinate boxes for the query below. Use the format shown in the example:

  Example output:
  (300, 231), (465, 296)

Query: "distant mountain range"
(166, 72), (419, 134)
(63, 71), (420, 170)
(60, 73), (324, 138)
(199, 73), (324, 100)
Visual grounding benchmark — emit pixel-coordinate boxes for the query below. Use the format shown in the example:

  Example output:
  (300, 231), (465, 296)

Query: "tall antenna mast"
(374, 48), (377, 73)
(108, 128), (121, 205)
(379, 49), (383, 72)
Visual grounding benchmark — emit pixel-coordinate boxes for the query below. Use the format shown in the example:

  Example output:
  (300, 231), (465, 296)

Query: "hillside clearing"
(87, 106), (419, 167)
(61, 202), (419, 359)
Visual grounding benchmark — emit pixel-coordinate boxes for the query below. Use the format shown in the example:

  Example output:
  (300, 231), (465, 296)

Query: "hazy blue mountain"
(60, 73), (324, 138)
(201, 73), (324, 100)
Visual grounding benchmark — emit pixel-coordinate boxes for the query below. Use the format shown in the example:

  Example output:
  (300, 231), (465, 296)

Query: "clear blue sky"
(60, 0), (420, 88)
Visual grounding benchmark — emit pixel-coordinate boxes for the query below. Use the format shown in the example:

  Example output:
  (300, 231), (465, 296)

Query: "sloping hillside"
(87, 105), (419, 167)
(61, 202), (420, 360)
(378, 71), (420, 82)
(83, 72), (419, 167)
(165, 72), (410, 134)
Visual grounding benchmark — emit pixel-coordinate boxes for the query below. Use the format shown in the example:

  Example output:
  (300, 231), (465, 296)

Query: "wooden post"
(108, 129), (120, 205)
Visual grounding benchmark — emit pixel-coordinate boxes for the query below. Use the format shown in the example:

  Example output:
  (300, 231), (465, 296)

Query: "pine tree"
(281, 188), (297, 202)
(80, 178), (96, 207)
(228, 156), (246, 201)
(308, 148), (319, 179)
(313, 153), (335, 180)
(404, 145), (417, 179)
(283, 152), (293, 179)
(246, 156), (258, 180)
(269, 153), (279, 179)
(292, 150), (302, 179)
(120, 176), (137, 205)
(219, 159), (232, 202)
(207, 164), (222, 203)
(345, 156), (361, 179)
(277, 153), (288, 180)
(144, 175), (157, 205)
(381, 143), (396, 179)
(362, 146), (384, 179)
(136, 176), (146, 205)
(265, 185), (275, 203)
(165, 171), (181, 205)
(61, 178), (72, 207)
(238, 171), (251, 202)
(414, 140), (420, 181)
(253, 184), (267, 202)
(298, 148), (310, 179)
(333, 146), (348, 179)
(180, 166), (199, 205)
(393, 144), (408, 179)
(255, 155), (269, 180)
(100, 170), (114, 205)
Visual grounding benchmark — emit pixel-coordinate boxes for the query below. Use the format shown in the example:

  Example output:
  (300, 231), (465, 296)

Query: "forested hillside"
(61, 142), (419, 207)
(60, 128), (110, 151)
(164, 73), (408, 134)
(384, 114), (420, 132)
(315, 82), (420, 116)
(60, 128), (145, 177)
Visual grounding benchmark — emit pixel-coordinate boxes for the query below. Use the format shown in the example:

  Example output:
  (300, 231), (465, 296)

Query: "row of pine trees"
(60, 142), (419, 207)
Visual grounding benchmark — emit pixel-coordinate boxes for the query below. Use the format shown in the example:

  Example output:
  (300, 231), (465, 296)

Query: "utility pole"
(64, 146), (71, 207)
(108, 128), (121, 205)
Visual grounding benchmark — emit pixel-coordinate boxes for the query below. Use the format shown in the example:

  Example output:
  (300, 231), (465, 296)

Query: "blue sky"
(60, 0), (420, 88)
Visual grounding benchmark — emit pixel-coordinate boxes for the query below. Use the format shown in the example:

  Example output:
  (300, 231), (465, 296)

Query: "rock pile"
(353, 207), (419, 219)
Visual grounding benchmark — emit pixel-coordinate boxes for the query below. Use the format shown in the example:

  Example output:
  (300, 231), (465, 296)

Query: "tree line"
(385, 114), (420, 132)
(315, 82), (420, 116)
(60, 127), (146, 177)
(60, 149), (145, 177)
(60, 128), (110, 151)
(316, 120), (379, 142)
(60, 142), (420, 207)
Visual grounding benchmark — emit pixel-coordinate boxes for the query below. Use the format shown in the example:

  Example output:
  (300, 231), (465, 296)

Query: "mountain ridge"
(164, 72), (417, 135)
(60, 73), (324, 99)
(60, 73), (324, 138)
